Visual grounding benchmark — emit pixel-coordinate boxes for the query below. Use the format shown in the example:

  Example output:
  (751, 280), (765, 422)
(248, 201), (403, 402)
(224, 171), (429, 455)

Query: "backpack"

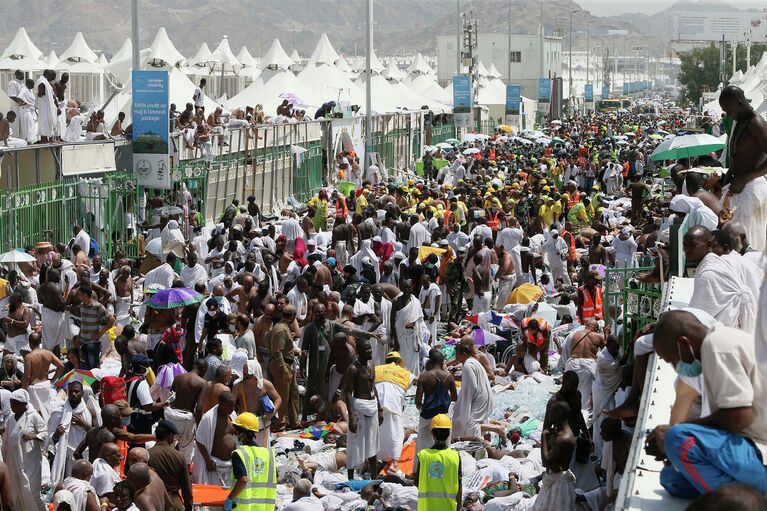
(100, 375), (140, 406)
(89, 238), (99, 258)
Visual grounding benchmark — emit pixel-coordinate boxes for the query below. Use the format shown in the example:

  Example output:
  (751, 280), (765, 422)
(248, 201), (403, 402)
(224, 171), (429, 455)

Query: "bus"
(597, 98), (632, 112)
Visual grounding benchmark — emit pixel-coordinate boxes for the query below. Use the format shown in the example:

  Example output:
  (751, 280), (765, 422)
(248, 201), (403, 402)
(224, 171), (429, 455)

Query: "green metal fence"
(293, 141), (324, 202)
(0, 173), (140, 259)
(604, 266), (663, 351)
(474, 118), (502, 136)
(430, 124), (456, 145)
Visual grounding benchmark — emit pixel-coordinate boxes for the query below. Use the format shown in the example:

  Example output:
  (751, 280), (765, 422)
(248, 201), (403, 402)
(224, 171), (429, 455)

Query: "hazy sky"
(575, 0), (766, 16)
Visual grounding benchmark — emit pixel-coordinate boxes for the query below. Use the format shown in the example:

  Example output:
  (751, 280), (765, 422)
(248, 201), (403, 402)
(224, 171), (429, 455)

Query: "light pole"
(131, 0), (139, 70)
(586, 22), (591, 85)
(568, 10), (574, 114)
(508, 0), (512, 82)
(456, 0), (461, 75)
(365, 0), (373, 168)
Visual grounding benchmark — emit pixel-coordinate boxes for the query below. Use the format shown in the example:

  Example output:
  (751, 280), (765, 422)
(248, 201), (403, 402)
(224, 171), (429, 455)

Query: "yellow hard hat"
(431, 414), (452, 430)
(386, 351), (402, 361)
(511, 182), (520, 189)
(543, 186), (551, 192)
(232, 412), (260, 432)
(539, 179), (548, 185)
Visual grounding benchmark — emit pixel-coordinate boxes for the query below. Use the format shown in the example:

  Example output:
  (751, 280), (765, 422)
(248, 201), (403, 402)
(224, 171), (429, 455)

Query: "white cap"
(372, 235), (382, 243)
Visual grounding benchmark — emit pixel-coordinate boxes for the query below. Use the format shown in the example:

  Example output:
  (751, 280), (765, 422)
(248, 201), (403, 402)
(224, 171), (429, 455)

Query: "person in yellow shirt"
(483, 193), (501, 210)
(355, 188), (369, 215)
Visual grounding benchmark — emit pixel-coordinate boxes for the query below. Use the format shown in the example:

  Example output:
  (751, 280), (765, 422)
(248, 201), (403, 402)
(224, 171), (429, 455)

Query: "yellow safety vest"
(230, 445), (276, 511)
(374, 363), (412, 390)
(417, 448), (460, 511)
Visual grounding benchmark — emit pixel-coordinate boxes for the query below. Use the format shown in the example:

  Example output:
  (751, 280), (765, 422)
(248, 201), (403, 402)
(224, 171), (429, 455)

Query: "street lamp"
(568, 10), (577, 114)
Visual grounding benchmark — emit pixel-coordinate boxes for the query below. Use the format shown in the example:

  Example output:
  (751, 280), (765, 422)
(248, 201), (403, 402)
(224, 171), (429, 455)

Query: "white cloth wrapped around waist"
(351, 396), (378, 417)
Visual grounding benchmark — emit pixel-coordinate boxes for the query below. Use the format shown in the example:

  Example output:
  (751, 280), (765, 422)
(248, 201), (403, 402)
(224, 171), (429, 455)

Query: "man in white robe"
(418, 274), (441, 344)
(391, 281), (428, 376)
(143, 254), (179, 291)
(712, 228), (763, 334)
(46, 381), (92, 487)
(179, 253), (208, 289)
(6, 71), (24, 137)
(36, 70), (58, 143)
(452, 343), (493, 439)
(372, 286), (392, 366)
(90, 443), (122, 499)
(61, 461), (99, 511)
(726, 176), (767, 253)
(684, 226), (744, 329)
(3, 389), (47, 511)
(406, 215), (431, 253)
(18, 80), (37, 144)
(543, 230), (570, 285)
(591, 339), (623, 457)
(193, 402), (233, 486)
(374, 353), (413, 477)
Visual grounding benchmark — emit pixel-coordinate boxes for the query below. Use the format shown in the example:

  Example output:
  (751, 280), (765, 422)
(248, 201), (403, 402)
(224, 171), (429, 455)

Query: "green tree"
(677, 43), (722, 104)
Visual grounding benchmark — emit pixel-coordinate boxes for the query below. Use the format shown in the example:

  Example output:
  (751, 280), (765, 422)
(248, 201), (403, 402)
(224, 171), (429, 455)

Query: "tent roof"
(261, 39), (294, 70)
(97, 53), (108, 66)
(111, 39), (132, 64)
(476, 61), (490, 78)
(47, 51), (59, 67)
(352, 51), (385, 74)
(148, 27), (185, 67)
(383, 59), (406, 82)
(59, 32), (99, 63)
(406, 53), (433, 75)
(211, 36), (241, 69)
(1, 28), (43, 61)
(236, 46), (257, 68)
(309, 33), (340, 66)
(105, 48), (151, 86)
(289, 50), (302, 63)
(186, 42), (214, 68)
(487, 62), (503, 79)
(298, 62), (366, 108)
(406, 74), (452, 106)
(230, 68), (312, 114)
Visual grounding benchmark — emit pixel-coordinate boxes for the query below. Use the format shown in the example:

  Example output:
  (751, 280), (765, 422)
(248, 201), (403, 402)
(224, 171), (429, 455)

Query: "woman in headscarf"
(0, 354), (22, 391)
(349, 239), (380, 282)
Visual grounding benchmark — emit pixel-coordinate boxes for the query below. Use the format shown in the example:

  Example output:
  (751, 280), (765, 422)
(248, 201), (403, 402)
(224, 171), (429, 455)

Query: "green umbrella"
(649, 133), (663, 140)
(551, 137), (565, 143)
(650, 133), (725, 162)
(445, 138), (460, 145)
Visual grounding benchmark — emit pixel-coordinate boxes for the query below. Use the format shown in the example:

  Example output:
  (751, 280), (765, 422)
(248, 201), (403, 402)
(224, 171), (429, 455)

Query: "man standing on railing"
(193, 78), (206, 114)
(650, 310), (767, 499)
(718, 85), (767, 252)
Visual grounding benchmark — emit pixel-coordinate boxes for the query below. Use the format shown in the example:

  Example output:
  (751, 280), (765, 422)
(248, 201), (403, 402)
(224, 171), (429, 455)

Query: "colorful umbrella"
(444, 138), (460, 145)
(498, 124), (513, 133)
(650, 133), (725, 162)
(471, 327), (505, 347)
(0, 250), (36, 264)
(54, 369), (97, 389)
(147, 287), (203, 309)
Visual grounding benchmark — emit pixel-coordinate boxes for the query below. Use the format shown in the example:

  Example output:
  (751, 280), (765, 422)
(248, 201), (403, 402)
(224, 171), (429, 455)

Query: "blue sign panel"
(132, 70), (170, 189)
(538, 78), (551, 102)
(453, 75), (473, 128)
(584, 83), (593, 102)
(505, 84), (521, 115)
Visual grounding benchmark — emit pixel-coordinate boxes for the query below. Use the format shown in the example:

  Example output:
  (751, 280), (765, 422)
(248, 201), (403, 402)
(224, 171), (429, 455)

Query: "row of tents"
(0, 27), (527, 126)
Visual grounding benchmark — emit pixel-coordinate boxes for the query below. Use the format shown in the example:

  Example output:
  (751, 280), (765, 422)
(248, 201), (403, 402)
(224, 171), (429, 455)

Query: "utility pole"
(365, 0), (373, 168)
(508, 0), (512, 82)
(131, 0), (139, 69)
(732, 38), (737, 77)
(568, 10), (573, 113)
(456, 0), (461, 75)
(586, 22), (590, 84)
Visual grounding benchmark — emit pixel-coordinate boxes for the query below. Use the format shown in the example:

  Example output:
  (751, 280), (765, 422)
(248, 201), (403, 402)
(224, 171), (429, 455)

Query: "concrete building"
(436, 33), (563, 100)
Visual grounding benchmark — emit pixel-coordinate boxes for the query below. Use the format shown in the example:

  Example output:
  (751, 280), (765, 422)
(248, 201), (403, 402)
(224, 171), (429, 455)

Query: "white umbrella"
(436, 142), (453, 149)
(550, 120), (562, 125)
(535, 137), (552, 145)
(0, 250), (36, 264)
(463, 148), (480, 155)
(615, 140), (629, 145)
(613, 135), (628, 141)
(512, 136), (533, 145)
(624, 131), (636, 137)
(523, 130), (545, 140)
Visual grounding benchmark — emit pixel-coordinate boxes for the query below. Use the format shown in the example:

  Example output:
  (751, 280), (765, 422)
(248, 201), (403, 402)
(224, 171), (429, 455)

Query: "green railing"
(0, 173), (140, 259)
(293, 141), (324, 202)
(604, 266), (663, 351)
(474, 118), (501, 136)
(430, 124), (456, 145)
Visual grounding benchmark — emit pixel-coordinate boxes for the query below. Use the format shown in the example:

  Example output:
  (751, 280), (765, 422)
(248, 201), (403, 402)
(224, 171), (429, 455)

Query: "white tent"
(308, 34), (340, 66)
(185, 42), (215, 69)
(47, 51), (59, 67)
(97, 54), (108, 67)
(148, 27), (185, 67)
(487, 62), (503, 79)
(212, 36), (241, 70)
(406, 53), (433, 75)
(0, 27), (46, 72)
(383, 59), (406, 82)
(229, 68), (312, 115)
(105, 48), (150, 87)
(406, 74), (452, 106)
(237, 46), (257, 68)
(261, 39), (294, 70)
(56, 32), (104, 106)
(111, 39), (132, 64)
(298, 62), (366, 109)
(335, 56), (356, 79)
(236, 46), (260, 82)
(351, 49), (385, 75)
(289, 50), (302, 64)
(58, 32), (99, 64)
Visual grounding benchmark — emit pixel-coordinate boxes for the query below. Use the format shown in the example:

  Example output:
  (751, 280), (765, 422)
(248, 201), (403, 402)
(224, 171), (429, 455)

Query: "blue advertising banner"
(505, 84), (521, 116)
(538, 78), (551, 102)
(132, 70), (170, 189)
(623, 82), (629, 95)
(601, 86), (609, 99)
(453, 75), (473, 128)
(584, 83), (593, 102)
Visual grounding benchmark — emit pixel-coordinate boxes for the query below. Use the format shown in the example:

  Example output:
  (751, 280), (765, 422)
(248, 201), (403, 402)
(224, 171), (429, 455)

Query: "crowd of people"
(0, 83), (764, 511)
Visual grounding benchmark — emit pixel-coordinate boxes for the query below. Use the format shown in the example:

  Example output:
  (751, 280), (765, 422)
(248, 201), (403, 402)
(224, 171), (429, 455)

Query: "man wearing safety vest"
(225, 413), (277, 511)
(332, 191), (349, 222)
(519, 316), (552, 374)
(577, 269), (604, 324)
(415, 414), (462, 511)
(561, 222), (578, 273)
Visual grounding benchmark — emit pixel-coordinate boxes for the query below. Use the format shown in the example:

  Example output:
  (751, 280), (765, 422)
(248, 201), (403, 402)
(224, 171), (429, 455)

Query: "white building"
(436, 33), (563, 100)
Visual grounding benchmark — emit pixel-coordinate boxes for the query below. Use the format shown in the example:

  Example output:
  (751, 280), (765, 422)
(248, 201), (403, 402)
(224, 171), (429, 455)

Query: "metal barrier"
(603, 266), (663, 351)
(430, 124), (456, 145)
(474, 118), (502, 136)
(0, 172), (140, 259)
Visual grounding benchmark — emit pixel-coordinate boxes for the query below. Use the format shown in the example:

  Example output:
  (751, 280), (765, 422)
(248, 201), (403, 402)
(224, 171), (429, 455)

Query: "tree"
(678, 42), (766, 104)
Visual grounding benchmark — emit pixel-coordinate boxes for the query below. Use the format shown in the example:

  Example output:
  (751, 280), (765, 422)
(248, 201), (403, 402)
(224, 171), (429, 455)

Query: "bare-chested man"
(494, 244), (516, 309)
(232, 361), (282, 446)
(415, 349), (457, 457)
(247, 279), (274, 318)
(314, 261), (333, 287)
(718, 85), (767, 251)
(194, 392), (236, 485)
(344, 338), (383, 479)
(113, 265), (133, 326)
(252, 303), (275, 367)
(74, 404), (154, 463)
(227, 274), (256, 315)
(3, 293), (30, 356)
(332, 220), (357, 268)
(540, 401), (577, 492)
(199, 364), (232, 416)
(22, 331), (64, 409)
(38, 268), (67, 355)
(326, 332), (356, 402)
(114, 326), (146, 374)
(127, 462), (175, 511)
(565, 320), (605, 410)
(0, 461), (12, 511)
(166, 358), (207, 459)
